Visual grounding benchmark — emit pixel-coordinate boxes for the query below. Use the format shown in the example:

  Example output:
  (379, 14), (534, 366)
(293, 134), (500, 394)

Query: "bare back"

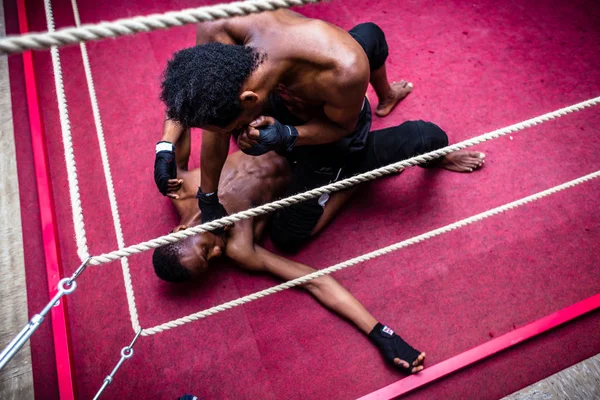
(196, 10), (370, 126)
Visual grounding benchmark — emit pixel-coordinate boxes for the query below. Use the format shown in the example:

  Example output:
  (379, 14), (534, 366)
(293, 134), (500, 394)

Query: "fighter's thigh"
(310, 187), (359, 236)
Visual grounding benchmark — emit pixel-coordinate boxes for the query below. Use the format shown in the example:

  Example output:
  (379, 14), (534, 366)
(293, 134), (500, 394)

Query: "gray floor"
(0, 1), (35, 398)
(502, 354), (600, 400)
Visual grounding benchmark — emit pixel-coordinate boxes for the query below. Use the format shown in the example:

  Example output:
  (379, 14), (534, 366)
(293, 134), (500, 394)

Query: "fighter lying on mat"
(153, 118), (484, 374)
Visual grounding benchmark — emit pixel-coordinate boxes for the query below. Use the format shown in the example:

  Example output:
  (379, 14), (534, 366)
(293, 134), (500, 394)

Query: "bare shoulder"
(334, 54), (369, 88)
(196, 11), (285, 44)
(323, 51), (369, 105)
(310, 21), (370, 97)
(194, 17), (247, 44)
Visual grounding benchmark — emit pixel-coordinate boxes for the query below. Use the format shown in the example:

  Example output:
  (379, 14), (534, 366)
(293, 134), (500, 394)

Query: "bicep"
(323, 75), (368, 132)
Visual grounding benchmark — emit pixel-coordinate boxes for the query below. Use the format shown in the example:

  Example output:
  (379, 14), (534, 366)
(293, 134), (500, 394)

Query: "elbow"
(304, 274), (336, 294)
(342, 111), (362, 132)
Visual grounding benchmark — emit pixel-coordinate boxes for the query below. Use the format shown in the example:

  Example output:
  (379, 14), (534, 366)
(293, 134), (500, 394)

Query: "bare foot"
(375, 80), (413, 117)
(441, 151), (485, 172)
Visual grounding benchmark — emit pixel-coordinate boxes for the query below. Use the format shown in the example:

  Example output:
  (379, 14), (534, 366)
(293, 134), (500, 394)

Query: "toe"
(413, 352), (426, 366)
(411, 365), (424, 373)
(394, 358), (410, 369)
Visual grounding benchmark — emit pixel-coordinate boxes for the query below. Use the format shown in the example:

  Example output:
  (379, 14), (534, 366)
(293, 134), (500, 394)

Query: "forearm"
(161, 118), (191, 170)
(161, 118), (187, 144)
(294, 117), (353, 146)
(254, 246), (377, 334)
(200, 130), (230, 193)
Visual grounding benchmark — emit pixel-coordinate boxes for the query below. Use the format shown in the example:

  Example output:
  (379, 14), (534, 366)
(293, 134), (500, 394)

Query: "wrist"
(156, 141), (174, 153)
(369, 322), (394, 340)
(196, 188), (219, 203)
(283, 124), (299, 152)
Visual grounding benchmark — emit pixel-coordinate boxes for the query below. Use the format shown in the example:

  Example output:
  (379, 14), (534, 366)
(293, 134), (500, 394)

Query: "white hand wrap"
(155, 141), (174, 153)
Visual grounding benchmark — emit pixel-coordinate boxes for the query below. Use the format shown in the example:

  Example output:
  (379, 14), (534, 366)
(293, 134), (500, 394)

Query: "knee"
(355, 22), (386, 40)
(417, 121), (448, 151)
(406, 120), (448, 168)
(350, 22), (389, 70)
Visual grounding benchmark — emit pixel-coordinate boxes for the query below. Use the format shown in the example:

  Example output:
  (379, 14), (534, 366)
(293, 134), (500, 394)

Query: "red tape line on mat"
(17, 0), (77, 398)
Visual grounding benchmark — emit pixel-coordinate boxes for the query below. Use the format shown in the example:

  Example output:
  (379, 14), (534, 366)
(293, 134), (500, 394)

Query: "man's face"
(203, 91), (264, 135)
(174, 227), (226, 279)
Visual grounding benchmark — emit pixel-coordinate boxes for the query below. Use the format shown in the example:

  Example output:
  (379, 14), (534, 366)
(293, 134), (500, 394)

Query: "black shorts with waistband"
(269, 121), (449, 253)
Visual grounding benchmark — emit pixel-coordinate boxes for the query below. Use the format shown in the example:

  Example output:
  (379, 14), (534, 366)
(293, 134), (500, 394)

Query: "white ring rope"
(88, 96), (600, 266)
(44, 0), (89, 261)
(0, 0), (323, 55)
(141, 169), (600, 335)
(70, 0), (141, 333)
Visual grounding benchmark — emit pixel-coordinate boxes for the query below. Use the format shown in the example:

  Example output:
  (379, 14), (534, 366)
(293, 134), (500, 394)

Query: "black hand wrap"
(242, 120), (299, 156)
(154, 141), (176, 195)
(369, 323), (421, 373)
(196, 189), (228, 234)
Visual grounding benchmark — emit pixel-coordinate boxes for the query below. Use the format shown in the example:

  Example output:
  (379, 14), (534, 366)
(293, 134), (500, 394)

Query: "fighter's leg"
(310, 187), (359, 236)
(269, 162), (340, 252)
(354, 121), (484, 174)
(348, 23), (413, 118)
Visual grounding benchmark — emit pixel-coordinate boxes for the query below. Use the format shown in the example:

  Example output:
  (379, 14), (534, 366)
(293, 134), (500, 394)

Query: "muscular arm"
(200, 130), (230, 193)
(245, 76), (368, 150)
(194, 19), (247, 193)
(161, 118), (191, 170)
(227, 236), (377, 334)
(294, 110), (359, 146)
(159, 20), (235, 192)
(291, 66), (369, 146)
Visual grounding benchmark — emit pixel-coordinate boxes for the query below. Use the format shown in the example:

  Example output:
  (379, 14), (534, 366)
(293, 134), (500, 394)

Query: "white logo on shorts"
(382, 326), (394, 336)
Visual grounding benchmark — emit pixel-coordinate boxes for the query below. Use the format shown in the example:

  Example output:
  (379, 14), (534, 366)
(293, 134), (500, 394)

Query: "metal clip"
(93, 330), (142, 400)
(0, 258), (90, 371)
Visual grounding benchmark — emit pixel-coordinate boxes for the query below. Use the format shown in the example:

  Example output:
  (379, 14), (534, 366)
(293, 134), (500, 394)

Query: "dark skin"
(161, 10), (485, 230)
(161, 10), (415, 200)
(164, 128), (426, 372)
